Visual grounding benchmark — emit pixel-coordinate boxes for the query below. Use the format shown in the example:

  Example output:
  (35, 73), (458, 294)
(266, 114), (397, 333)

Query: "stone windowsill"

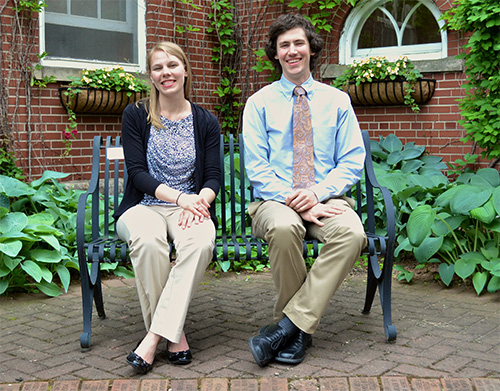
(33, 66), (148, 84)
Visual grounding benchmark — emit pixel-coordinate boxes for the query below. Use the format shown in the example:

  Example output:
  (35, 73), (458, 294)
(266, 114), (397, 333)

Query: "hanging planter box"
(59, 87), (147, 115)
(342, 78), (436, 107)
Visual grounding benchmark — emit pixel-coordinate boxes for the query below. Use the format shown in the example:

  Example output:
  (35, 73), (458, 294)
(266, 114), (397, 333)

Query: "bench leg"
(379, 271), (397, 343)
(362, 264), (377, 315)
(80, 260), (107, 351)
(362, 253), (397, 343)
(80, 265), (94, 352)
(94, 272), (106, 319)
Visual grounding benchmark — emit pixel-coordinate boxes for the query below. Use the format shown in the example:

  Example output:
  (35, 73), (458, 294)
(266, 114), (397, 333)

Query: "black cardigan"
(114, 101), (221, 227)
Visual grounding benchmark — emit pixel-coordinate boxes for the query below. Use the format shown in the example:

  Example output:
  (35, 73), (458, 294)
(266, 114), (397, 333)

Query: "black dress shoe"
(275, 330), (312, 365)
(248, 323), (298, 367)
(167, 349), (192, 365)
(126, 351), (153, 374)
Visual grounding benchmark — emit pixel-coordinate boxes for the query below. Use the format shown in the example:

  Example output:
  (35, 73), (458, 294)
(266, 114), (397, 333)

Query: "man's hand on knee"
(299, 203), (346, 226)
(285, 189), (318, 212)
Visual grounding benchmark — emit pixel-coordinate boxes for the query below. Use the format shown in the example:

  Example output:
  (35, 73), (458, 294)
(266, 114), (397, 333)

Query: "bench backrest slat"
(87, 130), (388, 263)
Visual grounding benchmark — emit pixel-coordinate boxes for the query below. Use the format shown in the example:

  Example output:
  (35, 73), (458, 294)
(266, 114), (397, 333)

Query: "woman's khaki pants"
(249, 197), (367, 334)
(116, 204), (215, 343)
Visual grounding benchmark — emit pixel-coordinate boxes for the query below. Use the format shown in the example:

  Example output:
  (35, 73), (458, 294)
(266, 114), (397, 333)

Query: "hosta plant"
(0, 172), (82, 296)
(401, 168), (500, 295)
(369, 134), (500, 294)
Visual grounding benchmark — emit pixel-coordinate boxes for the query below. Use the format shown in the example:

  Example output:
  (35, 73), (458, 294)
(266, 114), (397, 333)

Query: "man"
(242, 13), (367, 367)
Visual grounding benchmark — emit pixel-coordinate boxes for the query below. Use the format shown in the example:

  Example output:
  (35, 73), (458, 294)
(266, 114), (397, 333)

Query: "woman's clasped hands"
(176, 193), (211, 229)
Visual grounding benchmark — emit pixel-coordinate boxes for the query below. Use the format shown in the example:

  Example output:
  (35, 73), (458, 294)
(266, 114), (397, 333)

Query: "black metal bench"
(76, 131), (397, 351)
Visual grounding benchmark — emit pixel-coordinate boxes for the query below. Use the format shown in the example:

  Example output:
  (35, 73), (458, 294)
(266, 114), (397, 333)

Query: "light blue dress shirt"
(242, 75), (365, 203)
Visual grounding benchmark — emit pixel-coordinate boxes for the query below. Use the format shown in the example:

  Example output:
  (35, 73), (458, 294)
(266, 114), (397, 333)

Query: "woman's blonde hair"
(144, 42), (192, 130)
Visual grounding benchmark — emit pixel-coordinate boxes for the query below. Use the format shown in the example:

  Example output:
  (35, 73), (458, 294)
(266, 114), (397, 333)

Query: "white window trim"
(339, 0), (447, 64)
(39, 0), (147, 73)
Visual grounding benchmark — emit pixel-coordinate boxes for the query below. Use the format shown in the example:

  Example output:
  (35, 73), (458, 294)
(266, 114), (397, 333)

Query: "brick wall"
(0, 0), (479, 183)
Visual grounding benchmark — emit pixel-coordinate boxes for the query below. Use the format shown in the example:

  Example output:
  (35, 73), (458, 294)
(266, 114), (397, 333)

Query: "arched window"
(339, 0), (447, 64)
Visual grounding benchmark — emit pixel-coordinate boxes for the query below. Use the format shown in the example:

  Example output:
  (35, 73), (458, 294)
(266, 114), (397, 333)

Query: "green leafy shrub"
(371, 133), (500, 294)
(401, 169), (500, 295)
(442, 1), (500, 162)
(0, 172), (83, 296)
(0, 148), (24, 180)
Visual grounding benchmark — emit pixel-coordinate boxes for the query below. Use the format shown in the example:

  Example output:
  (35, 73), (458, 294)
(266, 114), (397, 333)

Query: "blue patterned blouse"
(140, 114), (196, 206)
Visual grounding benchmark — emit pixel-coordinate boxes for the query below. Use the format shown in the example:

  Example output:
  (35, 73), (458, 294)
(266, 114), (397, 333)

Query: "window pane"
(383, 0), (420, 24)
(45, 24), (135, 63)
(358, 9), (397, 49)
(71, 0), (97, 18)
(403, 5), (441, 45)
(46, 0), (67, 14)
(101, 0), (126, 21)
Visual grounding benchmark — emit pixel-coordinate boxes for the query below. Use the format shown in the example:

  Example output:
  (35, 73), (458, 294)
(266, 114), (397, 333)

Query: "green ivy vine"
(442, 0), (500, 164)
(207, 0), (243, 135)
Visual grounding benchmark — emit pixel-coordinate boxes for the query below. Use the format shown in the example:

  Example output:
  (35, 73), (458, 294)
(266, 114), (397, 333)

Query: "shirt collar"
(279, 74), (315, 101)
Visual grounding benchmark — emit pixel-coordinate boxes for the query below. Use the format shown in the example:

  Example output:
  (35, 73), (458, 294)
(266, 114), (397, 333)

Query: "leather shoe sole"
(167, 349), (192, 365)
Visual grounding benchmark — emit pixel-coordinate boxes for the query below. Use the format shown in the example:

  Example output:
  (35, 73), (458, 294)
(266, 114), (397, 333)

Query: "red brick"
(319, 378), (349, 391)
(52, 380), (80, 391)
(200, 378), (228, 391)
(289, 379), (318, 391)
(472, 378), (500, 391)
(169, 380), (199, 390)
(410, 379), (441, 391)
(349, 377), (380, 391)
(230, 379), (258, 391)
(110, 380), (140, 391)
(441, 378), (473, 391)
(0, 385), (21, 391)
(260, 378), (288, 391)
(17, 383), (49, 391)
(81, 380), (110, 391)
(381, 377), (410, 391)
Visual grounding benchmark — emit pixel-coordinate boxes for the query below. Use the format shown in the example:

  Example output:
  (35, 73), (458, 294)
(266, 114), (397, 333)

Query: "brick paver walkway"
(1, 271), (499, 390)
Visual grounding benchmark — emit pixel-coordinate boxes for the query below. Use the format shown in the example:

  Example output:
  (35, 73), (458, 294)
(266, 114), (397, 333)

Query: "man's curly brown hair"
(265, 13), (324, 75)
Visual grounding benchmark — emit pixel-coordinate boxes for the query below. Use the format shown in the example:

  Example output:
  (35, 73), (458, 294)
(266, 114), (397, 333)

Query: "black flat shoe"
(167, 349), (192, 365)
(126, 350), (153, 374)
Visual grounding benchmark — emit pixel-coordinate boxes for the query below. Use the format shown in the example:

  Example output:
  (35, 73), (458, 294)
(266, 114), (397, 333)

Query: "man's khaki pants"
(249, 198), (367, 334)
(116, 204), (215, 344)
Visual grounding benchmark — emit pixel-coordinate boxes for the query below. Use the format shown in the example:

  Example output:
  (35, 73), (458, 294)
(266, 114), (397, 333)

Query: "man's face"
(275, 27), (313, 86)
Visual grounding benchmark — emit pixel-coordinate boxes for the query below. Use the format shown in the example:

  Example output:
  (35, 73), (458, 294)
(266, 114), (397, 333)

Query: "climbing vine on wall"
(0, 0), (51, 179)
(442, 0), (500, 165)
(207, 0), (243, 135)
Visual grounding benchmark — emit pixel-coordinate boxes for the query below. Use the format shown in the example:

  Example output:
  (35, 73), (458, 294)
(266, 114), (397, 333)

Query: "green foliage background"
(442, 0), (500, 162)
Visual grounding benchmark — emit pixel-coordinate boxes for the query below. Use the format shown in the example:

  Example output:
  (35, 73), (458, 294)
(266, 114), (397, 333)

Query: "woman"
(115, 42), (220, 374)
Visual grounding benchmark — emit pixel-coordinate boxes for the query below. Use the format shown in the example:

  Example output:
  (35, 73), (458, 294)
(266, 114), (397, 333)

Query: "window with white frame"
(339, 0), (447, 64)
(41, 0), (146, 72)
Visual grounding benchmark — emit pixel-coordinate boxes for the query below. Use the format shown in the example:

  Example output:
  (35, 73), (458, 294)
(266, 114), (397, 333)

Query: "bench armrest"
(361, 130), (396, 279)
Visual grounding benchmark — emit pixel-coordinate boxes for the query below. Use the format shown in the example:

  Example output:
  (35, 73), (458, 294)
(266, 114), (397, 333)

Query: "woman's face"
(149, 50), (187, 98)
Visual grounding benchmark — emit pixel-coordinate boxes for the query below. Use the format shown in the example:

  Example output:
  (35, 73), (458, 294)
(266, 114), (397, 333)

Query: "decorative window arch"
(339, 0), (447, 64)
